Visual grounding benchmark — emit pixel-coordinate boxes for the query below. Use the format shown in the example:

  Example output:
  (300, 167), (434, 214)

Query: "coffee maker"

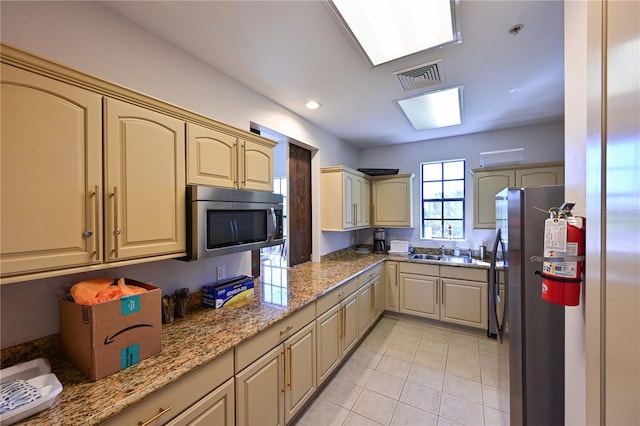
(373, 228), (387, 253)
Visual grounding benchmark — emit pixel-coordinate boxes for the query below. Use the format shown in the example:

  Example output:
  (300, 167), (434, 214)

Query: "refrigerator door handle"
(490, 228), (506, 343)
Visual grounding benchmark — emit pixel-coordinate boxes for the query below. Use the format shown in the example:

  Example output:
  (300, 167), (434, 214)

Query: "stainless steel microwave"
(184, 186), (284, 260)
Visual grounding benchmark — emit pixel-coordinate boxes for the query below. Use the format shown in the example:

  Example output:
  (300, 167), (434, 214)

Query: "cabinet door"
(362, 178), (371, 227)
(371, 176), (414, 227)
(316, 304), (342, 385)
(236, 344), (284, 426)
(440, 278), (488, 329)
(104, 98), (186, 261)
(399, 273), (439, 319)
(341, 292), (359, 357)
(343, 172), (355, 228)
(371, 277), (384, 322)
(473, 170), (515, 229)
(357, 283), (372, 337)
(166, 378), (235, 426)
(385, 262), (399, 312)
(186, 123), (237, 188)
(1, 64), (103, 277)
(516, 166), (564, 187)
(284, 322), (316, 424)
(239, 139), (274, 192)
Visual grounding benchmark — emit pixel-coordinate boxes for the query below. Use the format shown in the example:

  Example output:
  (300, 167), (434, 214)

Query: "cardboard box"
(202, 275), (254, 309)
(59, 279), (161, 381)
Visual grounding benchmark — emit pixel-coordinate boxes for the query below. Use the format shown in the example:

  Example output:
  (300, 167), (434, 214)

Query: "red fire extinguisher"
(535, 203), (586, 306)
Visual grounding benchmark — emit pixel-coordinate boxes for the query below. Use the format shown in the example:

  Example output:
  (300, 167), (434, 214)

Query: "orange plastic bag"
(70, 278), (147, 306)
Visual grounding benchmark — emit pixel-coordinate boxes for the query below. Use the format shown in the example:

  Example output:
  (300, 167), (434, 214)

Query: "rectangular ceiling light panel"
(397, 86), (463, 131)
(331, 0), (458, 66)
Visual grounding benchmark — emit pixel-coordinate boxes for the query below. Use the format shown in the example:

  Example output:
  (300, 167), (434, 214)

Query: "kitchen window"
(421, 159), (465, 239)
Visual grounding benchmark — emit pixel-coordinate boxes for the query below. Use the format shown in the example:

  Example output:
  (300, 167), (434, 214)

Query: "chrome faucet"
(440, 244), (446, 256)
(466, 248), (473, 259)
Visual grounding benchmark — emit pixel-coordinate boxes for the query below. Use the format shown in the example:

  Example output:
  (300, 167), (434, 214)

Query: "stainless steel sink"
(409, 253), (487, 265)
(440, 256), (473, 264)
(409, 253), (442, 260)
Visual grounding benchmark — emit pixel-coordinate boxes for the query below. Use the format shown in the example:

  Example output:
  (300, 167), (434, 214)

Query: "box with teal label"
(59, 279), (161, 381)
(202, 276), (255, 309)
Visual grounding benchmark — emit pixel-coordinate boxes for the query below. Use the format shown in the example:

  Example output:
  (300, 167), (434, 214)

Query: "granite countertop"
(1, 253), (387, 425)
(1, 252), (490, 425)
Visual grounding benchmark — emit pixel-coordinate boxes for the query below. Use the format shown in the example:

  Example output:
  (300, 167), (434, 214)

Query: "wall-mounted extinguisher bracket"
(531, 202), (586, 306)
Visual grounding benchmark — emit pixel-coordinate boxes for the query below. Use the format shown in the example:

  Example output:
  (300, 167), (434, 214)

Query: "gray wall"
(358, 121), (565, 251)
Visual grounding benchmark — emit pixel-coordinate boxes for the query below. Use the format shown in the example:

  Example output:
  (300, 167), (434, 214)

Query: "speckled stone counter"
(1, 253), (388, 425)
(1, 252), (492, 425)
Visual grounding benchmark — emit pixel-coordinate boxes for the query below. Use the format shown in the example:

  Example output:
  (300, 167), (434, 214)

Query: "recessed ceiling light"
(305, 100), (321, 110)
(397, 86), (463, 131)
(330, 0), (460, 66)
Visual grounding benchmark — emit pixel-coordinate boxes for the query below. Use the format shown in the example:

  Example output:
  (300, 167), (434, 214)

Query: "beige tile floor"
(293, 315), (510, 426)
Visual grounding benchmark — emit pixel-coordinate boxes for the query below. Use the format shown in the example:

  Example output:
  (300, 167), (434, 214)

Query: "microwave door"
(230, 219), (238, 243)
(267, 208), (276, 242)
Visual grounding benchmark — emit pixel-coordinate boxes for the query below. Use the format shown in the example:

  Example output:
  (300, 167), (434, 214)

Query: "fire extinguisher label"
(543, 242), (579, 278)
(544, 218), (567, 251)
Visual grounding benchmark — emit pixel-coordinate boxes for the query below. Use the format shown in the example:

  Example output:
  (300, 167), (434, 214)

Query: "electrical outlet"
(217, 265), (225, 281)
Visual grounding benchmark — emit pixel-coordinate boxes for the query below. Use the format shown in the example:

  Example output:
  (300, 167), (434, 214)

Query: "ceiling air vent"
(393, 60), (443, 91)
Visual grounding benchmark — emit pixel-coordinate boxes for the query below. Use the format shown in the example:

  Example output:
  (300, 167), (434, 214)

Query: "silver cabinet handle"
(111, 186), (120, 258)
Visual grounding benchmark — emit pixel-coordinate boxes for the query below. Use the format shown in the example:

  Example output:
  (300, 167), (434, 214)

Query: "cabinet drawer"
(235, 303), (315, 373)
(399, 262), (439, 276)
(315, 277), (359, 316)
(358, 264), (382, 287)
(102, 350), (234, 426)
(440, 266), (487, 282)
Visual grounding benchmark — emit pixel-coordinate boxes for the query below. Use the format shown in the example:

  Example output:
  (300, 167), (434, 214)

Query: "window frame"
(420, 159), (466, 240)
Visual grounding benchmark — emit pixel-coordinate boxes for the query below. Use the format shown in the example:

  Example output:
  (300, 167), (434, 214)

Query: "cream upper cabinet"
(321, 166), (370, 231)
(186, 123), (275, 192)
(473, 169), (514, 229)
(473, 162), (564, 229)
(239, 138), (274, 192)
(0, 64), (103, 278)
(104, 98), (186, 261)
(371, 174), (415, 228)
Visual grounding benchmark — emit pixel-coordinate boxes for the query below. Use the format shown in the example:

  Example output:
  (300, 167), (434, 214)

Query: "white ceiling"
(101, 1), (565, 149)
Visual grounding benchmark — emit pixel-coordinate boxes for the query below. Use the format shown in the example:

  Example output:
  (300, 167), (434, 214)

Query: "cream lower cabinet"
(104, 98), (186, 261)
(371, 276), (384, 323)
(186, 122), (275, 192)
(102, 351), (234, 426)
(473, 162), (564, 229)
(371, 174), (415, 228)
(236, 344), (284, 426)
(398, 263), (440, 320)
(1, 63), (103, 277)
(385, 261), (399, 312)
(440, 266), (488, 329)
(235, 304), (316, 426)
(357, 282), (372, 338)
(166, 378), (235, 426)
(394, 262), (489, 331)
(315, 278), (359, 385)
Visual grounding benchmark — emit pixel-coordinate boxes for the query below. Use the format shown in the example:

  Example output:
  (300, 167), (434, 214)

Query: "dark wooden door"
(288, 144), (312, 266)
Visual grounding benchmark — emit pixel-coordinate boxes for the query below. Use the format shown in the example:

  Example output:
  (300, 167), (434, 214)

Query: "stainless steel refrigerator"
(489, 185), (565, 425)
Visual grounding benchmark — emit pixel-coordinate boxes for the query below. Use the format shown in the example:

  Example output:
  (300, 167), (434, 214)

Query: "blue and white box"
(202, 276), (255, 309)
